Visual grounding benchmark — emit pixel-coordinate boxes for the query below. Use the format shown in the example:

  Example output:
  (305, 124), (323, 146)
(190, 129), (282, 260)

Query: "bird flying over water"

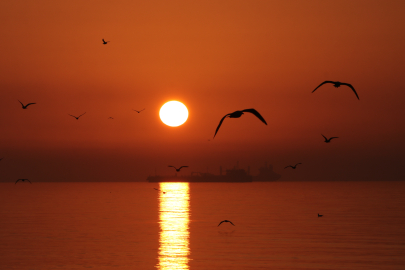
(214, 108), (267, 138)
(322, 134), (338, 143)
(18, 100), (36, 109)
(68, 112), (86, 120)
(168, 165), (188, 172)
(154, 188), (166, 194)
(285, 163), (302, 169)
(15, 179), (31, 184)
(133, 109), (145, 113)
(218, 220), (235, 226)
(312, 81), (359, 100)
(102, 39), (110, 44)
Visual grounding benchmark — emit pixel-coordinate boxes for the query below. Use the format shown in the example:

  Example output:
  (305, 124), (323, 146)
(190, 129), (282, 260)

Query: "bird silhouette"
(18, 100), (36, 109)
(168, 165), (188, 172)
(322, 134), (338, 143)
(318, 213), (323, 217)
(68, 112), (86, 120)
(214, 108), (267, 138)
(108, 117), (114, 119)
(15, 179), (31, 184)
(102, 39), (110, 45)
(218, 220), (235, 226)
(312, 81), (359, 100)
(133, 109), (145, 113)
(153, 188), (166, 194)
(285, 163), (302, 169)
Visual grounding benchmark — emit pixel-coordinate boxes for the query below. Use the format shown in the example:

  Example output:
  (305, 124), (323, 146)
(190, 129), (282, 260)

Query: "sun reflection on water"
(157, 182), (190, 270)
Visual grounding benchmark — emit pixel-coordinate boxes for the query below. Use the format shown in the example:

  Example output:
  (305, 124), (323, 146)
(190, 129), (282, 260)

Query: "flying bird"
(214, 108), (267, 138)
(312, 81), (359, 100)
(102, 39), (110, 44)
(168, 165), (188, 172)
(18, 100), (36, 109)
(318, 213), (323, 217)
(68, 112), (86, 120)
(285, 163), (302, 169)
(154, 188), (166, 194)
(108, 117), (114, 119)
(15, 179), (32, 184)
(218, 220), (235, 227)
(322, 134), (338, 143)
(133, 109), (145, 113)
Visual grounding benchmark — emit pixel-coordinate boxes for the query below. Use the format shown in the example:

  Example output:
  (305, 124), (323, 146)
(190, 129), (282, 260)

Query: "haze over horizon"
(1, 0), (404, 182)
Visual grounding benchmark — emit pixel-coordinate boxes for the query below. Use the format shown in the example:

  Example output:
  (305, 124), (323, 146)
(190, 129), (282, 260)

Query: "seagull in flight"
(318, 213), (323, 217)
(218, 220), (235, 226)
(168, 165), (188, 172)
(154, 188), (166, 194)
(285, 163), (302, 169)
(102, 39), (110, 45)
(214, 108), (267, 138)
(322, 134), (338, 143)
(18, 100), (36, 109)
(133, 109), (145, 113)
(312, 81), (359, 100)
(68, 112), (86, 120)
(15, 179), (32, 184)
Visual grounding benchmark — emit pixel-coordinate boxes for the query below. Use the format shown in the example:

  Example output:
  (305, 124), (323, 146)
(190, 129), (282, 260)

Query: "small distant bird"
(108, 117), (114, 119)
(133, 109), (145, 113)
(168, 165), (188, 172)
(102, 39), (110, 45)
(18, 100), (36, 109)
(154, 188), (166, 194)
(285, 163), (302, 169)
(322, 134), (338, 143)
(68, 112), (86, 120)
(214, 108), (267, 138)
(15, 179), (31, 184)
(318, 213), (323, 217)
(218, 220), (235, 227)
(312, 81), (359, 100)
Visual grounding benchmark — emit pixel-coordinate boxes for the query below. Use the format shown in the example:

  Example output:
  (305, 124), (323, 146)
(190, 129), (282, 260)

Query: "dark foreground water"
(0, 181), (404, 269)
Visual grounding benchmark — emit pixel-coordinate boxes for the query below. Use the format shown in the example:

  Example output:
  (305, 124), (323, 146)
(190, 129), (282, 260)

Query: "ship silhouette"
(147, 163), (281, 182)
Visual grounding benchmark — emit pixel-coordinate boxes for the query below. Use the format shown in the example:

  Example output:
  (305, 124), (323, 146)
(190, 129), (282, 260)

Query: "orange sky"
(1, 0), (404, 181)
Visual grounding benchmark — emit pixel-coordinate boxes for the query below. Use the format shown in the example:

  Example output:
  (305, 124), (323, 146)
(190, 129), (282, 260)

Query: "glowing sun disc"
(159, 101), (188, 127)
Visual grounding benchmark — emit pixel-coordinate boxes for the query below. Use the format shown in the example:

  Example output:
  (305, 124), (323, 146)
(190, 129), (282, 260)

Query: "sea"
(1, 181), (404, 270)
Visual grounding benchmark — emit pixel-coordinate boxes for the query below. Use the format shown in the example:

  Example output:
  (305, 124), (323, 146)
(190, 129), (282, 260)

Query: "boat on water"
(147, 164), (281, 182)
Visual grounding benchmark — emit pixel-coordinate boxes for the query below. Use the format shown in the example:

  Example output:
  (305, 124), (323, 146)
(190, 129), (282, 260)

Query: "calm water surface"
(0, 181), (404, 269)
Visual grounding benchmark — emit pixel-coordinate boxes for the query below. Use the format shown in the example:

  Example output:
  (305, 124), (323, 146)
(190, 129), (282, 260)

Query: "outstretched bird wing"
(312, 81), (335, 93)
(214, 114), (230, 138)
(26, 179), (32, 184)
(179, 166), (189, 170)
(217, 220), (225, 226)
(18, 100), (24, 107)
(25, 103), (36, 107)
(295, 163), (302, 166)
(329, 137), (339, 140)
(228, 220), (235, 226)
(68, 114), (77, 118)
(284, 165), (292, 169)
(340, 83), (359, 100)
(321, 134), (327, 140)
(78, 112), (86, 118)
(242, 109), (267, 125)
(15, 179), (20, 184)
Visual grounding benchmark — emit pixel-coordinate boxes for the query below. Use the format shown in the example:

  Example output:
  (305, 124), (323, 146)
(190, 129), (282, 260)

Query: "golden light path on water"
(157, 183), (190, 270)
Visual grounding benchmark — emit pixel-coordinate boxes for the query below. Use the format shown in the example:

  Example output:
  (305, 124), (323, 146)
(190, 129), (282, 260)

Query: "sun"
(159, 101), (189, 127)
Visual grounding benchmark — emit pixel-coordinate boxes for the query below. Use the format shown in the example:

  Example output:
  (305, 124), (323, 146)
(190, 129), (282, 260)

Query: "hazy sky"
(1, 0), (404, 181)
